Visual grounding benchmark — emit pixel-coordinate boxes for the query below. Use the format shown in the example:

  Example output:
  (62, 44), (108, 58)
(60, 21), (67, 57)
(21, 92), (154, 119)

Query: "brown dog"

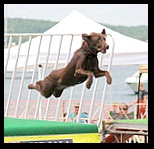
(28, 29), (112, 98)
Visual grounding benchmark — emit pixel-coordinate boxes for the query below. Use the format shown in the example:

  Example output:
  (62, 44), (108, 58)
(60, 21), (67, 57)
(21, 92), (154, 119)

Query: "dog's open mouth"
(97, 48), (107, 54)
(102, 49), (106, 53)
(100, 45), (109, 54)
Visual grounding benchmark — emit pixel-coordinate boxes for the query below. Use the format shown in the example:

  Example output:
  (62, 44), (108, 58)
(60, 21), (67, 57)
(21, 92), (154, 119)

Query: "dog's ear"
(82, 34), (90, 42)
(101, 29), (106, 34)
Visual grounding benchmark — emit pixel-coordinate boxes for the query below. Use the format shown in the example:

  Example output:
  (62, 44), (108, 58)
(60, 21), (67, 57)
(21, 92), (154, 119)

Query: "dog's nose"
(106, 45), (109, 49)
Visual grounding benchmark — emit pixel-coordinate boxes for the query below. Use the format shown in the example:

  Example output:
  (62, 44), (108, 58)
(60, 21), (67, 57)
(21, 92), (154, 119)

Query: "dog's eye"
(97, 37), (101, 41)
(103, 37), (106, 41)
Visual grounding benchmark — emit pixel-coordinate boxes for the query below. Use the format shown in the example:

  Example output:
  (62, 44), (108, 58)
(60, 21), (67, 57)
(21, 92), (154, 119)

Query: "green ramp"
(4, 117), (98, 136)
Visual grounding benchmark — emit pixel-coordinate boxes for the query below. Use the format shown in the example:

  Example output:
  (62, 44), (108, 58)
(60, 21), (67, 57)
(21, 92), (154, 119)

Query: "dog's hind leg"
(28, 84), (37, 90)
(53, 89), (64, 98)
(28, 81), (42, 90)
(28, 81), (54, 98)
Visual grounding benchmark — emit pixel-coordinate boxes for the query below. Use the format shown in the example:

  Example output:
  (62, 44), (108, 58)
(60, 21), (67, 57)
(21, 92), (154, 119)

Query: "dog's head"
(82, 29), (109, 54)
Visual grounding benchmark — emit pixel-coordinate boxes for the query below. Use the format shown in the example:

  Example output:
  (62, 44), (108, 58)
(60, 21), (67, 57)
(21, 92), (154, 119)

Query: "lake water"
(4, 65), (139, 104)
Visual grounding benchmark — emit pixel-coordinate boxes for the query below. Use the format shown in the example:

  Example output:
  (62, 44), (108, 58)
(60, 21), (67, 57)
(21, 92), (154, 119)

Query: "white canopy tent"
(4, 10), (148, 71)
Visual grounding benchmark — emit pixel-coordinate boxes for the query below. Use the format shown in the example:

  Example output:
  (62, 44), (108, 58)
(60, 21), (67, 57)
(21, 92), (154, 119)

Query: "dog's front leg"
(74, 68), (93, 89)
(94, 69), (112, 84)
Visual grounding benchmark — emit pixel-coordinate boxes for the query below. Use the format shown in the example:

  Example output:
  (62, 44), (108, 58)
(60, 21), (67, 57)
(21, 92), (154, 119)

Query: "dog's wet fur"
(28, 29), (112, 98)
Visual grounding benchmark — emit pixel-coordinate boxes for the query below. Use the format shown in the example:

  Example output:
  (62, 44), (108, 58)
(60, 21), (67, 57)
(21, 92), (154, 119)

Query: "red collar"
(84, 42), (97, 56)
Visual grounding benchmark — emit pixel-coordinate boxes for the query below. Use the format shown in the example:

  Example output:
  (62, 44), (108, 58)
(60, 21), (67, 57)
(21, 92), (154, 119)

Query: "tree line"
(4, 18), (148, 45)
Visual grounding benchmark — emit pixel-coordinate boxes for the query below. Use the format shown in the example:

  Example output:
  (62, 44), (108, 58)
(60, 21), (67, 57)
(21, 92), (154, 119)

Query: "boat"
(125, 70), (148, 94)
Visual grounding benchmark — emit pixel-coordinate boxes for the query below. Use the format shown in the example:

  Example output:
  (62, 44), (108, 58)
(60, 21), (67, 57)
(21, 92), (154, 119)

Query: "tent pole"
(136, 73), (142, 119)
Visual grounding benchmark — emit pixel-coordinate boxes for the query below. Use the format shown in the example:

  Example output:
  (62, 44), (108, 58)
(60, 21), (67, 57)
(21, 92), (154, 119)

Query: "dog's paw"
(86, 82), (92, 89)
(86, 84), (91, 89)
(106, 77), (112, 84)
(28, 84), (34, 89)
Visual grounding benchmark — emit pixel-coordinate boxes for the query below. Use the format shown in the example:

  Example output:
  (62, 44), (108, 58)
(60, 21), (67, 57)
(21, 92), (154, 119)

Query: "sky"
(4, 4), (148, 26)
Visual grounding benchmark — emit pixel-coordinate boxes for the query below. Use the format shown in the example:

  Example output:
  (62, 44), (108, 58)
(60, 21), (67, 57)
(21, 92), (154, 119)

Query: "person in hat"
(69, 103), (88, 123)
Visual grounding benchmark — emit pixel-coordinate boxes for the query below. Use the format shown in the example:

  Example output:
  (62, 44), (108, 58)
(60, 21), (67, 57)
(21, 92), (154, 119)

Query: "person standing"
(137, 82), (148, 118)
(112, 102), (118, 113)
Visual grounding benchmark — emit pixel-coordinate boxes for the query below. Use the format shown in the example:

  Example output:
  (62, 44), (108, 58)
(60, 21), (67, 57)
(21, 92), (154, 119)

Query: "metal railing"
(4, 33), (114, 128)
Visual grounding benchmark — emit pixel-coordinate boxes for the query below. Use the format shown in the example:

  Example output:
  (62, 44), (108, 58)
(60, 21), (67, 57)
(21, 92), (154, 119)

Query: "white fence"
(4, 33), (114, 128)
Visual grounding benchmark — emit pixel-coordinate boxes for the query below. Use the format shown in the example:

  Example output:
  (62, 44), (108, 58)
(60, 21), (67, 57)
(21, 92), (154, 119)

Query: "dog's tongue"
(101, 49), (106, 53)
(97, 48), (106, 53)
